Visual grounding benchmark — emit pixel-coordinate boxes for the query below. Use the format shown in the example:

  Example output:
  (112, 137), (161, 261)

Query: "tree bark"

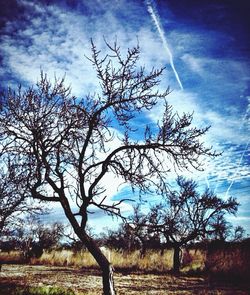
(60, 200), (116, 294)
(82, 232), (116, 294)
(74, 228), (116, 294)
(173, 244), (181, 274)
(140, 242), (146, 258)
(102, 263), (116, 295)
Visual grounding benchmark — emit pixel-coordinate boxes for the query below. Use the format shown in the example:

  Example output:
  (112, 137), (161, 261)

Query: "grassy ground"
(1, 245), (250, 294)
(1, 264), (249, 295)
(28, 248), (207, 274)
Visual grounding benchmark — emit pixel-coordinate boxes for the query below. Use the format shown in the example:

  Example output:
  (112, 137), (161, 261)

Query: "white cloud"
(181, 54), (205, 76)
(149, 89), (249, 145)
(0, 0), (174, 98)
(146, 88), (250, 195)
(181, 54), (249, 86)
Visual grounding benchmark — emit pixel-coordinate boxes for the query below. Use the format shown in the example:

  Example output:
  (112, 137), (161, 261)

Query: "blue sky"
(0, 0), (249, 235)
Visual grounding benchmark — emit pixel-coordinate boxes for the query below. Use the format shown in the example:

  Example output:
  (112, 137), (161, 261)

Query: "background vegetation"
(1, 239), (249, 280)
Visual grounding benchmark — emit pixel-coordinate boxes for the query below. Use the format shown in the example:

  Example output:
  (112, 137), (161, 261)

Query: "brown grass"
(31, 249), (96, 268)
(0, 250), (23, 264)
(182, 248), (206, 273)
(29, 249), (175, 272)
(2, 240), (250, 280)
(29, 248), (209, 274)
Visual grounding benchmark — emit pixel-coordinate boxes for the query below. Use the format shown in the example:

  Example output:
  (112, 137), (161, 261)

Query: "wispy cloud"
(0, 0), (173, 95)
(223, 94), (250, 198)
(147, 88), (250, 200)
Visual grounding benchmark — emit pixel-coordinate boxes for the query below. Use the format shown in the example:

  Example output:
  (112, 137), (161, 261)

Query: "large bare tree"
(0, 41), (215, 294)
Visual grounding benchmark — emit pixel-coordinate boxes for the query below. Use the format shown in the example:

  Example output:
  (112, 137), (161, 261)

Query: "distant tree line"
(0, 215), (65, 260)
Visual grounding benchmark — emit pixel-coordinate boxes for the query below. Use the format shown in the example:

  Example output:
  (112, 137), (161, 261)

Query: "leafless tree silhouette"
(0, 40), (216, 294)
(148, 177), (239, 273)
(0, 156), (42, 235)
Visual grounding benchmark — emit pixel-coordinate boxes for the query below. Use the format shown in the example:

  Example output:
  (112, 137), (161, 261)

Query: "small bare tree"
(148, 177), (239, 273)
(14, 216), (64, 259)
(208, 214), (245, 242)
(126, 205), (161, 256)
(0, 40), (215, 294)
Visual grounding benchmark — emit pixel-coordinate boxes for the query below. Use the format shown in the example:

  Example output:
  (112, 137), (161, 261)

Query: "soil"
(0, 264), (249, 295)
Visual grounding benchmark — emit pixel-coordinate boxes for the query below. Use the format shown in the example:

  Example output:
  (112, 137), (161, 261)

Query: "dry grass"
(30, 248), (208, 274)
(182, 248), (206, 273)
(2, 241), (250, 280)
(205, 241), (250, 280)
(30, 249), (97, 268)
(0, 250), (23, 263)
(1, 248), (207, 273)
(29, 249), (175, 272)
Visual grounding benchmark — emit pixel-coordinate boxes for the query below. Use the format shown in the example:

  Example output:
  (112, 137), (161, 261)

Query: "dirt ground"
(0, 264), (249, 295)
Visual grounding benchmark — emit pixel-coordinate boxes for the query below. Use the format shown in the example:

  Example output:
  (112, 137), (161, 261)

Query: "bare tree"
(209, 214), (245, 242)
(0, 40), (215, 294)
(14, 216), (65, 259)
(36, 220), (65, 250)
(0, 156), (43, 236)
(148, 177), (239, 273)
(101, 207), (161, 254)
(126, 205), (161, 256)
(232, 225), (245, 242)
(100, 225), (136, 252)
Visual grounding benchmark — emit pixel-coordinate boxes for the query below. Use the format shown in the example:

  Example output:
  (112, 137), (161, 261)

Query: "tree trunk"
(173, 244), (181, 274)
(79, 231), (116, 295)
(102, 263), (116, 295)
(60, 203), (116, 294)
(140, 242), (146, 258)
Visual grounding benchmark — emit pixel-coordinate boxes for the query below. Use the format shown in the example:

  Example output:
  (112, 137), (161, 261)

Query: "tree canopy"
(0, 157), (43, 236)
(132, 177), (239, 272)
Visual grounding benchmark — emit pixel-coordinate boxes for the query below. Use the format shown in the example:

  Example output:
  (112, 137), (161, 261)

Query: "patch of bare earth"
(0, 264), (249, 295)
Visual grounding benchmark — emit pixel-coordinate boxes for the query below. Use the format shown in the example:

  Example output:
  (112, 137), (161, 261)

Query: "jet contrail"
(146, 0), (183, 90)
(223, 99), (250, 198)
(224, 140), (249, 198)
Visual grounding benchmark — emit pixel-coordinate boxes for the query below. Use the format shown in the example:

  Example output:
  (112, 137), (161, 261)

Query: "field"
(1, 264), (250, 295)
(1, 243), (250, 294)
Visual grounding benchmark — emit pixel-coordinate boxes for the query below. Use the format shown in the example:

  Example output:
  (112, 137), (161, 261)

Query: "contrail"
(224, 141), (249, 198)
(223, 99), (250, 198)
(146, 0), (183, 90)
